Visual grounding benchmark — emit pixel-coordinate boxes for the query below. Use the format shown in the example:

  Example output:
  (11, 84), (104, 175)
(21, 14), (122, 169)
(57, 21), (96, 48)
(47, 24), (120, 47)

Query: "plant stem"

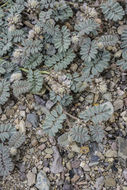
(20, 68), (29, 73)
(0, 1), (8, 7)
(64, 111), (80, 121)
(40, 71), (50, 74)
(20, 67), (50, 75)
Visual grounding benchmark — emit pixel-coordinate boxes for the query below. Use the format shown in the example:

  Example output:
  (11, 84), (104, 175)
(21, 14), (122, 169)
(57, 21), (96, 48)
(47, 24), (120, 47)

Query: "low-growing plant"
(0, 0), (126, 176)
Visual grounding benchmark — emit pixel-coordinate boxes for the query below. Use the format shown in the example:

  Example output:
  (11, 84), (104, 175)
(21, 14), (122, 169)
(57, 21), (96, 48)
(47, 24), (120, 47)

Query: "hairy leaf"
(0, 144), (14, 177)
(53, 25), (71, 53)
(101, 0), (124, 21)
(0, 80), (10, 105)
(42, 104), (66, 136)
(70, 124), (90, 144)
(80, 38), (98, 62)
(9, 132), (26, 148)
(27, 69), (43, 94)
(89, 125), (105, 143)
(0, 124), (16, 142)
(79, 102), (114, 124)
(12, 80), (31, 97)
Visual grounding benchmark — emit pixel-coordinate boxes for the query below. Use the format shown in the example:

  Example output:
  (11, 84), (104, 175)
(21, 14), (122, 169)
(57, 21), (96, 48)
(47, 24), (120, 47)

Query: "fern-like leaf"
(0, 32), (12, 56)
(75, 18), (99, 36)
(12, 80), (31, 97)
(0, 144), (14, 177)
(101, 0), (124, 21)
(9, 132), (25, 148)
(50, 91), (73, 106)
(53, 1), (73, 21)
(42, 104), (66, 136)
(0, 124), (16, 142)
(23, 53), (43, 69)
(116, 51), (127, 70)
(121, 28), (127, 50)
(79, 102), (114, 124)
(81, 50), (111, 80)
(97, 35), (118, 48)
(53, 25), (71, 53)
(70, 124), (90, 144)
(22, 39), (43, 55)
(8, 29), (25, 43)
(80, 38), (98, 62)
(27, 69), (43, 94)
(45, 49), (75, 71)
(0, 80), (10, 105)
(89, 125), (105, 143)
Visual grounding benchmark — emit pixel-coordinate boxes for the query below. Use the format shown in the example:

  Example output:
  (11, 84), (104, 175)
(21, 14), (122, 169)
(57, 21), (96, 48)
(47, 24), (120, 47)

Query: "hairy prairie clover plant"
(0, 0), (126, 176)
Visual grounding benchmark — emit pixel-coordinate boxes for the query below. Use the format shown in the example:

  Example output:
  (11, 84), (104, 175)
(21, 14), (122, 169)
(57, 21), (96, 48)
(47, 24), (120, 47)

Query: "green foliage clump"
(0, 124), (25, 176)
(0, 0), (126, 176)
(101, 0), (125, 21)
(42, 104), (66, 136)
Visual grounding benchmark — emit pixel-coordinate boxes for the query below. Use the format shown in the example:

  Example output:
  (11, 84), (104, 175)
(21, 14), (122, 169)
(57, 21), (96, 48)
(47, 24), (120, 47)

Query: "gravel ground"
(0, 64), (127, 190)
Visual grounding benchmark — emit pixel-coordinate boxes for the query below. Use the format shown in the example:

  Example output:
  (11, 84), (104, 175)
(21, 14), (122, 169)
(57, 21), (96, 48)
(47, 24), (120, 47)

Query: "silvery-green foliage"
(0, 124), (16, 142)
(97, 35), (118, 48)
(53, 25), (71, 53)
(45, 49), (75, 71)
(22, 39), (43, 55)
(80, 38), (98, 62)
(116, 51), (127, 70)
(70, 73), (88, 93)
(27, 69), (43, 94)
(81, 50), (111, 80)
(58, 132), (70, 147)
(0, 80), (10, 105)
(0, 144), (14, 177)
(79, 102), (114, 124)
(0, 67), (5, 74)
(23, 53), (43, 69)
(121, 28), (127, 50)
(50, 91), (73, 106)
(89, 125), (105, 143)
(8, 29), (25, 43)
(101, 0), (124, 21)
(0, 60), (18, 78)
(53, 1), (73, 21)
(9, 132), (25, 149)
(9, 0), (25, 14)
(70, 124), (90, 144)
(39, 10), (52, 23)
(42, 19), (55, 36)
(12, 80), (31, 97)
(0, 32), (12, 56)
(75, 18), (99, 36)
(42, 104), (66, 136)
(40, 0), (56, 9)
(0, 8), (4, 26)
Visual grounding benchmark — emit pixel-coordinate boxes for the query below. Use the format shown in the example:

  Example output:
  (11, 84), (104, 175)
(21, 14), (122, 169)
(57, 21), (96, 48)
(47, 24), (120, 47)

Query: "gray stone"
(114, 99), (123, 111)
(118, 137), (127, 167)
(36, 170), (50, 190)
(105, 149), (117, 158)
(104, 176), (116, 187)
(50, 146), (64, 174)
(27, 171), (36, 187)
(95, 176), (104, 190)
(123, 169), (127, 181)
(46, 100), (54, 110)
(27, 113), (38, 128)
